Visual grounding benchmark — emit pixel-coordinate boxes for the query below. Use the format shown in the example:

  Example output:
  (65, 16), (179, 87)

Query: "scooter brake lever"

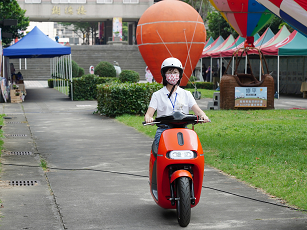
(142, 121), (161, 126)
(196, 119), (211, 123)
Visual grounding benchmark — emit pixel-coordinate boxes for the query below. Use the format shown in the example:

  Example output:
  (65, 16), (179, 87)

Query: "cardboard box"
(16, 84), (25, 91)
(10, 95), (22, 103)
(10, 90), (23, 103)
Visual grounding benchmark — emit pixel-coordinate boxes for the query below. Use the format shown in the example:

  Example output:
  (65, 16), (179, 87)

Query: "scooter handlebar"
(142, 119), (211, 126)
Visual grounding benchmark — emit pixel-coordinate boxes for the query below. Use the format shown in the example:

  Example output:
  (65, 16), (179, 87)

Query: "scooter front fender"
(170, 170), (193, 184)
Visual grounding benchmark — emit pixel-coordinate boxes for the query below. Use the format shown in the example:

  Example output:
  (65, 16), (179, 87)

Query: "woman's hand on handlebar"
(145, 115), (154, 124)
(199, 114), (210, 123)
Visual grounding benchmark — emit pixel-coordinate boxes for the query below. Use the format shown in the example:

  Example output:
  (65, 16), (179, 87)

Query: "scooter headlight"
(168, 150), (195, 159)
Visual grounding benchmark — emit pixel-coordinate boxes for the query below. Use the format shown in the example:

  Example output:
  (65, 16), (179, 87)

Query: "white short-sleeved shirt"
(149, 86), (197, 117)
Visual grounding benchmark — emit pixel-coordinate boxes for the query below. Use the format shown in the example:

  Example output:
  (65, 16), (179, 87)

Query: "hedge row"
(97, 82), (162, 117)
(71, 74), (118, 101)
(185, 81), (214, 89)
(48, 79), (69, 88)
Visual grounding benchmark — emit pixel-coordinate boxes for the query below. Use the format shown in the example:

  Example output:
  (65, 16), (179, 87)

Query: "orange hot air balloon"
(136, 0), (206, 86)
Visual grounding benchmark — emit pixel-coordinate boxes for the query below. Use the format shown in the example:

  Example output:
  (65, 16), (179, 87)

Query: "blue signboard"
(235, 87), (267, 107)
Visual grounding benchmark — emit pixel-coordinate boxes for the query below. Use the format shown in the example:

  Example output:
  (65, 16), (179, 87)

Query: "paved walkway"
(0, 85), (306, 229)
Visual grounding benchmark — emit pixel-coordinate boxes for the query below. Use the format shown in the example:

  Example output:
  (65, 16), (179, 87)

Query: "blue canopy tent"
(3, 26), (71, 58)
(3, 26), (73, 100)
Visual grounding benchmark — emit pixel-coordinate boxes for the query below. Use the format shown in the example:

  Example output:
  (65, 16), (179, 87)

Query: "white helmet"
(161, 57), (184, 86)
(161, 57), (183, 73)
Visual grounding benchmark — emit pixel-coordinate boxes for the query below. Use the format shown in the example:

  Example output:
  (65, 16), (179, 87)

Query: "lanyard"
(168, 93), (177, 111)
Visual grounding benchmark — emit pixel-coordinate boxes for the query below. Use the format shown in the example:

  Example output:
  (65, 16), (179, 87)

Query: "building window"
(123, 0), (139, 3)
(52, 0), (86, 3)
(97, 0), (112, 3)
(25, 0), (42, 3)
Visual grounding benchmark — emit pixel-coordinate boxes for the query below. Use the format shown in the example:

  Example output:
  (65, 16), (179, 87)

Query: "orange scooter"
(143, 111), (208, 227)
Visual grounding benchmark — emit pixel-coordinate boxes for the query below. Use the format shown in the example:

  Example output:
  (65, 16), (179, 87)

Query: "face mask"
(165, 73), (180, 85)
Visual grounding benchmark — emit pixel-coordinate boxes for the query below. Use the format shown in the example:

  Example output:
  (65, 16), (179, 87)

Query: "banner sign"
(113, 17), (122, 41)
(235, 87), (267, 107)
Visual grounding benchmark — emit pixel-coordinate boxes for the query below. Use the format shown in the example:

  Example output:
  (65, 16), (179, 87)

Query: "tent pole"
(59, 57), (62, 93)
(277, 55), (280, 99)
(200, 58), (203, 81)
(210, 57), (212, 82)
(70, 54), (73, 101)
(220, 57), (222, 82)
(54, 58), (56, 89)
(19, 58), (21, 70)
(56, 57), (58, 91)
(65, 55), (68, 96)
(50, 58), (52, 88)
(61, 56), (64, 94)
(25, 58), (27, 70)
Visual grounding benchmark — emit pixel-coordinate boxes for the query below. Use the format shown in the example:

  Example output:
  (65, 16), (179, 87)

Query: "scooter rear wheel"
(176, 177), (191, 227)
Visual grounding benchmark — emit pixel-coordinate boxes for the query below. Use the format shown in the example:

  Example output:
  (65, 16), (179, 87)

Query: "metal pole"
(61, 56), (64, 94)
(259, 59), (262, 81)
(220, 57), (222, 82)
(25, 58), (27, 70)
(277, 56), (280, 99)
(232, 56), (234, 75)
(56, 57), (58, 91)
(245, 55), (247, 74)
(65, 55), (68, 96)
(70, 54), (73, 101)
(19, 58), (21, 70)
(200, 58), (203, 81)
(54, 58), (56, 88)
(210, 57), (213, 82)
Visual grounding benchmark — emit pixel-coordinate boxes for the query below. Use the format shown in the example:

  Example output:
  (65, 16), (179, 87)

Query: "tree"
(0, 0), (30, 45)
(206, 11), (238, 40)
(258, 15), (294, 35)
(122, 22), (128, 41)
(183, 0), (212, 21)
(58, 22), (96, 45)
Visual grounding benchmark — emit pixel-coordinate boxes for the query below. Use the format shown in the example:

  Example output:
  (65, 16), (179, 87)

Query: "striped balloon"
(209, 0), (274, 38)
(256, 0), (307, 37)
(136, 0), (206, 86)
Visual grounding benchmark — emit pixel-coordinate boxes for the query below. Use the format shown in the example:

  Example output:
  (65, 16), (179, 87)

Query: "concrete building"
(17, 0), (157, 45)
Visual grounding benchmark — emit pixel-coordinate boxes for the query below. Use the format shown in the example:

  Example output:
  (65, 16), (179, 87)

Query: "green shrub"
(71, 60), (80, 78)
(48, 79), (54, 88)
(119, 70), (140, 83)
(185, 81), (214, 89)
(78, 67), (85, 77)
(94, 61), (116, 78)
(189, 76), (197, 82)
(97, 82), (162, 117)
(71, 75), (118, 101)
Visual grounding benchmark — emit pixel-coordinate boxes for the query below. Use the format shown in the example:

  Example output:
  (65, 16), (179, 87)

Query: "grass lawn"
(55, 86), (69, 96)
(185, 88), (219, 99)
(116, 109), (307, 210)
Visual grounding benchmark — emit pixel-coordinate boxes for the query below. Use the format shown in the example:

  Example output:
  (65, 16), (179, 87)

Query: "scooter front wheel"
(176, 177), (191, 227)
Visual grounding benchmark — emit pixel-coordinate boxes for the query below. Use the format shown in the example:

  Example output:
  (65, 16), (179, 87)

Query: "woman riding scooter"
(144, 57), (210, 227)
(144, 57), (210, 145)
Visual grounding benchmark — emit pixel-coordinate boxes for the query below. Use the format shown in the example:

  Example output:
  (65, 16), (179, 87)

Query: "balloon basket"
(220, 48), (275, 110)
